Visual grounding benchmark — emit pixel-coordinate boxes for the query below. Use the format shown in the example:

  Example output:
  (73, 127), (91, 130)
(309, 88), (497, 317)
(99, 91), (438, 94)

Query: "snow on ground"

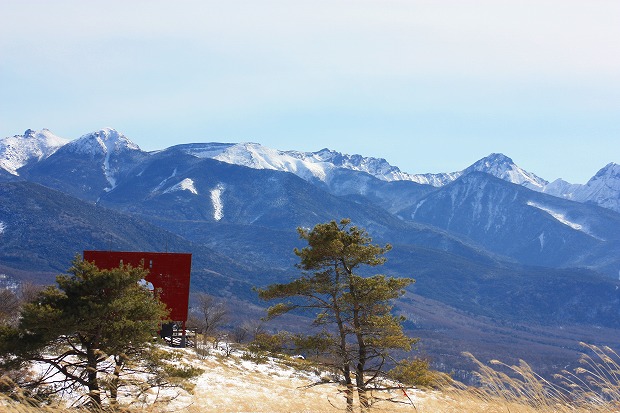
(22, 341), (433, 413)
(153, 344), (430, 413)
(164, 178), (198, 195)
(210, 184), (225, 221)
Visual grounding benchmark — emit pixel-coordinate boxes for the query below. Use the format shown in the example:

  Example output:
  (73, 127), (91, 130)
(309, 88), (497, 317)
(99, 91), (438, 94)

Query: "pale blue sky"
(1, 0), (618, 183)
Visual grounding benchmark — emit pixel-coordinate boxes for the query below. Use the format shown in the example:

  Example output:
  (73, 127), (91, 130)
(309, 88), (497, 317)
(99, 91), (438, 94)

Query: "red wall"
(83, 251), (191, 322)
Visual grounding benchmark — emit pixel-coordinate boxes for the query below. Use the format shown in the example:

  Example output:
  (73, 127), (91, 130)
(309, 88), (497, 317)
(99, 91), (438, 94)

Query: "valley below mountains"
(1, 127), (619, 379)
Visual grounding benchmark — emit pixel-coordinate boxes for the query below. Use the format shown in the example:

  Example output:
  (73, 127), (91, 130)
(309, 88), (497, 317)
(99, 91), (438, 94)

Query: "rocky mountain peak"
(464, 153), (548, 190)
(66, 128), (141, 156)
(592, 162), (620, 181)
(0, 128), (68, 175)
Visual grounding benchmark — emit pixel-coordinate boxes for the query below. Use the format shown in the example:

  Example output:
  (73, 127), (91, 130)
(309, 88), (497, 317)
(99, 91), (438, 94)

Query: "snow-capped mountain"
(0, 129), (68, 175)
(172, 142), (336, 183)
(67, 128), (140, 156)
(543, 163), (620, 213)
(174, 142), (453, 184)
(174, 143), (547, 191)
(21, 128), (148, 200)
(62, 128), (144, 191)
(400, 153), (549, 190)
(1, 127), (618, 213)
(287, 148), (418, 182)
(462, 153), (548, 190)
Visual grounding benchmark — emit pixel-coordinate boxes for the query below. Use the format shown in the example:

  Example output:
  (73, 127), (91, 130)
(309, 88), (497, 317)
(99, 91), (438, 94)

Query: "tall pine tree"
(259, 219), (416, 412)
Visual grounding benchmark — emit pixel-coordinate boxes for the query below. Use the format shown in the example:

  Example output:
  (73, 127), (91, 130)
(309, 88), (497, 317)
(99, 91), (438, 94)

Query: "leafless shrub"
(0, 289), (20, 326)
(194, 293), (227, 337)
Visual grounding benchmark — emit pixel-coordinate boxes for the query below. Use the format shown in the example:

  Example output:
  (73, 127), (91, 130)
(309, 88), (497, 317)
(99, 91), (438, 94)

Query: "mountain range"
(3, 128), (620, 212)
(1, 127), (619, 377)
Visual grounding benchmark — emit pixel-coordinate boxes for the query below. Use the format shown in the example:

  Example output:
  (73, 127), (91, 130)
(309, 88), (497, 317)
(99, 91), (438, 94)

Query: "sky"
(1, 0), (619, 183)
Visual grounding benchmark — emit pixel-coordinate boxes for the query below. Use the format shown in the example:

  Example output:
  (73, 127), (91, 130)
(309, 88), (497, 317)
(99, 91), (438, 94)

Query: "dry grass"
(1, 342), (618, 413)
(453, 342), (620, 413)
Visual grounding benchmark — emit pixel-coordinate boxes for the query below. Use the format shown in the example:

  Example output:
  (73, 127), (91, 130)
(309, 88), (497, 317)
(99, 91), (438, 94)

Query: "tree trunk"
(355, 333), (370, 412)
(109, 355), (124, 406)
(86, 347), (101, 407)
(350, 277), (370, 412)
(339, 363), (352, 412)
(356, 365), (369, 413)
(336, 307), (354, 411)
(332, 265), (354, 412)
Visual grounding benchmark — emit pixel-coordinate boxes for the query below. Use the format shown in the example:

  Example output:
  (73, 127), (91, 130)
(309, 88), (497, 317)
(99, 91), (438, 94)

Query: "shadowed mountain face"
(397, 172), (620, 276)
(1, 180), (618, 329)
(18, 133), (618, 277)
(1, 128), (620, 378)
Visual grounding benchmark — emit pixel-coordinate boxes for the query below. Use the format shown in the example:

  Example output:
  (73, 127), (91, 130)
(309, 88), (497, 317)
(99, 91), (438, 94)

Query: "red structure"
(83, 251), (192, 344)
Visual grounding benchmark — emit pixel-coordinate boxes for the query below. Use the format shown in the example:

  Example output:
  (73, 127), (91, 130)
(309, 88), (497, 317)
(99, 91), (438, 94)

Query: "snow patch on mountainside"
(0, 222), (6, 234)
(102, 142), (116, 191)
(410, 199), (427, 220)
(153, 168), (178, 193)
(526, 201), (603, 240)
(527, 201), (583, 230)
(0, 129), (68, 175)
(211, 183), (225, 221)
(177, 142), (235, 158)
(538, 232), (545, 251)
(164, 178), (198, 195)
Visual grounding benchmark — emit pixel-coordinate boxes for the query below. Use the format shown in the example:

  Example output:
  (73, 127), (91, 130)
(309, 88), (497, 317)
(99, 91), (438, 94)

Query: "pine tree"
(0, 256), (169, 407)
(258, 219), (416, 412)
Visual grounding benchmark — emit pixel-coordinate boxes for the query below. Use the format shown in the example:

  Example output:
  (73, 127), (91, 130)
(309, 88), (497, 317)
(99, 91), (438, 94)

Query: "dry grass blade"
(458, 344), (620, 413)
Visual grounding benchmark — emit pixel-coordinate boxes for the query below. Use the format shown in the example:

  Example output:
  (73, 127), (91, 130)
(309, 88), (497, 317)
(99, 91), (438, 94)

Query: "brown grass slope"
(1, 343), (618, 413)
